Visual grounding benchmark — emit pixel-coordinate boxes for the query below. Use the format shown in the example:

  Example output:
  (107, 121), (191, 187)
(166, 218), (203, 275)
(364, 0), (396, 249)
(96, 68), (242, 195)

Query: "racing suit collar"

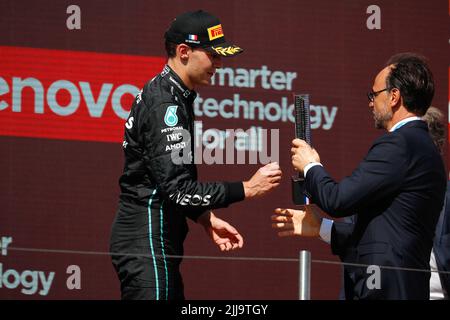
(161, 65), (197, 103)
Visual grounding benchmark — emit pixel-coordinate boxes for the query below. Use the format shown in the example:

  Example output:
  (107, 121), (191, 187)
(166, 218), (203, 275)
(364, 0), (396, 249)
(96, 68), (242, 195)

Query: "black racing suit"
(110, 65), (245, 300)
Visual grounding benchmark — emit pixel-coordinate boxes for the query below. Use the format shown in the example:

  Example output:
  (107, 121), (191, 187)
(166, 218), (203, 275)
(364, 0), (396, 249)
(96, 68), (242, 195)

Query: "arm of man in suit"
(291, 134), (408, 217)
(331, 216), (356, 256)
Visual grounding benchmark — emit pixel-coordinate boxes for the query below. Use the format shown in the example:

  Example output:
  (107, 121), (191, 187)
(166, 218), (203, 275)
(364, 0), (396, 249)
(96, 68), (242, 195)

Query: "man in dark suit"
(421, 106), (449, 299)
(273, 53), (446, 299)
(333, 107), (450, 300)
(432, 181), (450, 298)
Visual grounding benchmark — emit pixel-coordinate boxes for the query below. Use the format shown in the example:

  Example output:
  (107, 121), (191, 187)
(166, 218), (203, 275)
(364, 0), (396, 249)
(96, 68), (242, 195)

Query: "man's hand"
(291, 139), (320, 174)
(271, 204), (323, 237)
(243, 162), (282, 199)
(197, 211), (244, 251)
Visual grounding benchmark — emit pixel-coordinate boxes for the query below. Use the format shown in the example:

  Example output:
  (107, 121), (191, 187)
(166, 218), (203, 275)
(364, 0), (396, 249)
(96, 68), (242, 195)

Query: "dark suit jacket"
(305, 120), (446, 299)
(434, 181), (450, 295)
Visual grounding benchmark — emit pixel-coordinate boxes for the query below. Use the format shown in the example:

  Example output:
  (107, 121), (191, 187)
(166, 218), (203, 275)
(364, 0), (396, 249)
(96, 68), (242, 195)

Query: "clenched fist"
(291, 139), (320, 174)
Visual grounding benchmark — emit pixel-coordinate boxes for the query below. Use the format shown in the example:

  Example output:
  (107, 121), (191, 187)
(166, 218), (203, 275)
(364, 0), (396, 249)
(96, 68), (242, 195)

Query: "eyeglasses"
(367, 88), (388, 102)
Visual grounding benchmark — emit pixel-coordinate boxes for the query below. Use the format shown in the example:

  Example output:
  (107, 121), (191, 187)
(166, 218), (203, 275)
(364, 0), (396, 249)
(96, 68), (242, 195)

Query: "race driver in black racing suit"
(110, 10), (282, 300)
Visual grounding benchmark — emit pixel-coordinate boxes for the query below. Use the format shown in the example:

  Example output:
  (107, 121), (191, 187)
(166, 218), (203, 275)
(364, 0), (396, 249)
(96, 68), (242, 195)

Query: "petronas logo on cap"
(164, 105), (179, 127)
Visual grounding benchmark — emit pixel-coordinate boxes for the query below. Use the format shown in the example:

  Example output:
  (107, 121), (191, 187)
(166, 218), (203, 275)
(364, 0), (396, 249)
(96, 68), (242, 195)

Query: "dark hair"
(422, 106), (445, 155)
(385, 53), (434, 116)
(165, 40), (178, 58)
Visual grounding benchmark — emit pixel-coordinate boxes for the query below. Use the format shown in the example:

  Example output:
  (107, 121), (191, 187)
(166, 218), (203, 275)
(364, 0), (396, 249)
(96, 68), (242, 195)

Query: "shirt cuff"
(304, 162), (323, 178)
(319, 218), (333, 244)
